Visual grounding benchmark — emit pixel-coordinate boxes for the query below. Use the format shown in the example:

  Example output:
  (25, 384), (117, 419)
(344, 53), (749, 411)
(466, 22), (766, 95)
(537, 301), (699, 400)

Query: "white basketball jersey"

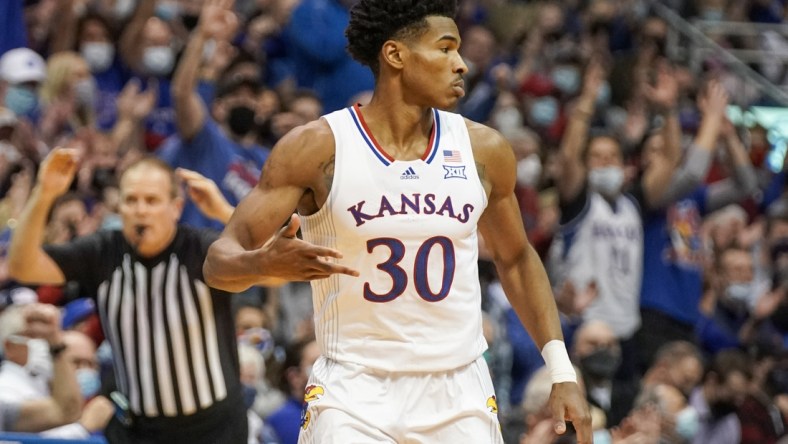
(551, 192), (642, 338)
(299, 105), (489, 372)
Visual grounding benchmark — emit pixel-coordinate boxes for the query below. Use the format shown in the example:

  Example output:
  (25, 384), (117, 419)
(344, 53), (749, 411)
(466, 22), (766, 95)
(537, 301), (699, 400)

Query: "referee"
(7, 149), (345, 443)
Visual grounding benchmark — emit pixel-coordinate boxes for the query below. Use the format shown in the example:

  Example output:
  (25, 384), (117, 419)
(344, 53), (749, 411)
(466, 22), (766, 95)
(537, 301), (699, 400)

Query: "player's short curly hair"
(346, 0), (458, 77)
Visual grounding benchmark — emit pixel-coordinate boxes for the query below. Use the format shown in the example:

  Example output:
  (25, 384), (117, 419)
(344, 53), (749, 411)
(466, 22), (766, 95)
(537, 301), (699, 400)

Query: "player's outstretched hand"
(549, 381), (593, 444)
(256, 214), (360, 282)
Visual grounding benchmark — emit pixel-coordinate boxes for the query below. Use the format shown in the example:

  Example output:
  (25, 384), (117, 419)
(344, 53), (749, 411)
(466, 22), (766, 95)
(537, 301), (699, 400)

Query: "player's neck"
(360, 93), (434, 158)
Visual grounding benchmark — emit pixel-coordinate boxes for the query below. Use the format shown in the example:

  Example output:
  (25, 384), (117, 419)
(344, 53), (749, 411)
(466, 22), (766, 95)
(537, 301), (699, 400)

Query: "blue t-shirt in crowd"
(640, 187), (708, 325)
(157, 119), (269, 230)
(266, 397), (303, 444)
(141, 77), (176, 150)
(0, 0), (26, 56)
(94, 58), (131, 130)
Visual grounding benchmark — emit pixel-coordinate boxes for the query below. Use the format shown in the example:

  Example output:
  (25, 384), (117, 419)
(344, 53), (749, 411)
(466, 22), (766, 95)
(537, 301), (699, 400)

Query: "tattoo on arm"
(319, 154), (335, 192)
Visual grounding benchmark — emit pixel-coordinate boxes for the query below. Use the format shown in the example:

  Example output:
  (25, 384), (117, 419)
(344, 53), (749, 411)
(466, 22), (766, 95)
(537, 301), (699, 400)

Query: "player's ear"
(381, 40), (406, 71)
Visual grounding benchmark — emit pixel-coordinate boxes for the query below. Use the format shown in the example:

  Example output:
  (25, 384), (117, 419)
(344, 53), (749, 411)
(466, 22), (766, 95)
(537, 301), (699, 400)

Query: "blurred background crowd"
(1, 0), (788, 443)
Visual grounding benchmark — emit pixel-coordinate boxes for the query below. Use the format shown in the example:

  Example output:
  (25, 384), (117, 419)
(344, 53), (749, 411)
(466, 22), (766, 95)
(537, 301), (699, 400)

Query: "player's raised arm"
(470, 121), (592, 444)
(203, 121), (359, 292)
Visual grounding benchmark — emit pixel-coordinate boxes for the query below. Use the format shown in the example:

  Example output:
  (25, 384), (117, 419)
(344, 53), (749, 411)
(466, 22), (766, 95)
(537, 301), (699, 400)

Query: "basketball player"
(204, 0), (591, 442)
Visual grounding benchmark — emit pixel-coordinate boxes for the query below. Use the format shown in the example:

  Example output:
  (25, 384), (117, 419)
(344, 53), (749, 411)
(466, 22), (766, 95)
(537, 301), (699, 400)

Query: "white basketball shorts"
(297, 355), (504, 444)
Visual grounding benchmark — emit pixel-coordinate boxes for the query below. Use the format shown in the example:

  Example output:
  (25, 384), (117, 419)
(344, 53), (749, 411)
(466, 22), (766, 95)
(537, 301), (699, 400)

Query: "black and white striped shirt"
(45, 227), (241, 420)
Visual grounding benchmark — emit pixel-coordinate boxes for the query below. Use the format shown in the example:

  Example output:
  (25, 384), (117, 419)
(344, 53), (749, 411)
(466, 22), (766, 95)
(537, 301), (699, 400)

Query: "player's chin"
(436, 95), (461, 111)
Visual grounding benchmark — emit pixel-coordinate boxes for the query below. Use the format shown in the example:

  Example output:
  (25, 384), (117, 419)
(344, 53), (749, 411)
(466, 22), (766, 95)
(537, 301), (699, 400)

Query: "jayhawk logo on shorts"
(301, 410), (311, 430)
(486, 395), (498, 414)
(304, 384), (325, 403)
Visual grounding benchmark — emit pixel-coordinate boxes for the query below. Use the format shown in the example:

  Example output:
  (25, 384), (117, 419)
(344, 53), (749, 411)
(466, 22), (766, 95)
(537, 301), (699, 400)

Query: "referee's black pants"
(105, 395), (248, 444)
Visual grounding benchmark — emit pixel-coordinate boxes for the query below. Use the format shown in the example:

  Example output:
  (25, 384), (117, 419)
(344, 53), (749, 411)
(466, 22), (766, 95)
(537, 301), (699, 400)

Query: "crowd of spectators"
(1, 0), (788, 443)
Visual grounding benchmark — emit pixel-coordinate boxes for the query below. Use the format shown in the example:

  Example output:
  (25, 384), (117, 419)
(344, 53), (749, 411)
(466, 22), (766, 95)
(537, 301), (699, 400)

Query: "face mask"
(114, 0), (137, 20)
(81, 42), (115, 73)
(76, 367), (101, 399)
(588, 166), (624, 198)
(516, 154), (542, 187)
(238, 327), (274, 356)
(0, 141), (20, 163)
(181, 13), (200, 31)
(604, 107), (628, 131)
(491, 106), (522, 133)
(74, 78), (97, 107)
(142, 46), (175, 77)
(242, 384), (257, 409)
(551, 67), (580, 95)
(25, 338), (53, 381)
(155, 1), (180, 21)
(596, 81), (611, 107)
(580, 347), (621, 380)
(529, 96), (559, 127)
(592, 429), (612, 444)
(724, 282), (754, 304)
(227, 105), (256, 137)
(5, 85), (38, 116)
(709, 398), (737, 420)
(675, 407), (700, 440)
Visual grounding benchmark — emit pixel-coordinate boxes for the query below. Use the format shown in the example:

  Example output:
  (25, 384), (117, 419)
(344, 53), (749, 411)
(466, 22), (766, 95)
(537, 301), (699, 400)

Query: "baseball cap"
(62, 297), (96, 329)
(0, 48), (47, 84)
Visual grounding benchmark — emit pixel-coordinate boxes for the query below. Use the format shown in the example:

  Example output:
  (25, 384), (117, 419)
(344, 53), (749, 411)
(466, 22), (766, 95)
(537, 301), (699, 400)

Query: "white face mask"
(142, 46), (175, 77)
(725, 281), (754, 303)
(675, 407), (700, 440)
(551, 66), (580, 95)
(491, 106), (522, 133)
(0, 140), (20, 163)
(81, 42), (115, 73)
(588, 166), (624, 197)
(529, 96), (559, 127)
(114, 0), (137, 20)
(74, 78), (97, 107)
(25, 338), (53, 381)
(516, 154), (542, 187)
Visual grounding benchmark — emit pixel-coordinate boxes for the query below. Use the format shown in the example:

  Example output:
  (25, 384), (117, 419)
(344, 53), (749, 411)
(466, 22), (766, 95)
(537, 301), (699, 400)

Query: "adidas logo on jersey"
(400, 167), (419, 180)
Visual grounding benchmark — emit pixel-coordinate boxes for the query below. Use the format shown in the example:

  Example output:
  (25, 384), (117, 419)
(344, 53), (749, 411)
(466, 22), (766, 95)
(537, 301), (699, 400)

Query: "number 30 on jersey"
(364, 236), (456, 303)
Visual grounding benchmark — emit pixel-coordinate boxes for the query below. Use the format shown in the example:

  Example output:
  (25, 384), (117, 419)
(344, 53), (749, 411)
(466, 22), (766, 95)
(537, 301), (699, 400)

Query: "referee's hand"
(549, 381), (593, 444)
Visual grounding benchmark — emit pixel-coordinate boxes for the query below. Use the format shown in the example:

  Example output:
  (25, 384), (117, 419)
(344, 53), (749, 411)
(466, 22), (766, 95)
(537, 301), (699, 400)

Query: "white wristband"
(541, 339), (577, 384)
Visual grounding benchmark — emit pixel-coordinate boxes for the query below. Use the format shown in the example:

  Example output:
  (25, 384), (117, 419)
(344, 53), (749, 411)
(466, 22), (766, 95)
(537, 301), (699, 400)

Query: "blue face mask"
(529, 96), (559, 127)
(5, 85), (38, 117)
(76, 368), (101, 399)
(242, 384), (257, 409)
(551, 66), (580, 95)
